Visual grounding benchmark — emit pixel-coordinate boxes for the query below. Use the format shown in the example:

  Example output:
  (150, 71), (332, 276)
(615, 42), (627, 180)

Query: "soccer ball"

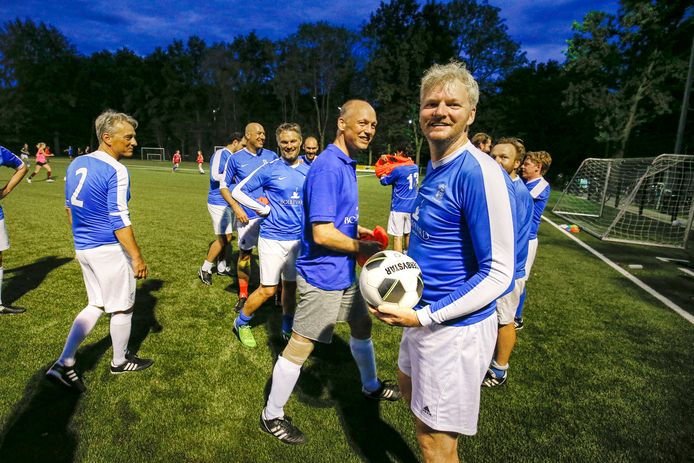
(359, 251), (423, 310)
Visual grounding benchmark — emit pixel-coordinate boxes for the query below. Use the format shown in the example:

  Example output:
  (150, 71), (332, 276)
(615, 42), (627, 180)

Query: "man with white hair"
(370, 63), (516, 462)
(47, 109), (153, 392)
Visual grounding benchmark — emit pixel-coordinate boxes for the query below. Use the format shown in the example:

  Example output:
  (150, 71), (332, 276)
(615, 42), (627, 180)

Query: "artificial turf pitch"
(0, 158), (692, 462)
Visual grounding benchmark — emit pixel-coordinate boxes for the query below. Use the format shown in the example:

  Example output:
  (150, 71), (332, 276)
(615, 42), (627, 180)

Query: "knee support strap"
(282, 336), (315, 366)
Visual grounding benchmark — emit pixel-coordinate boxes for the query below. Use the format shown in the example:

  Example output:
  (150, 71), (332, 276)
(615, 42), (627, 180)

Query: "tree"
(564, 1), (693, 157)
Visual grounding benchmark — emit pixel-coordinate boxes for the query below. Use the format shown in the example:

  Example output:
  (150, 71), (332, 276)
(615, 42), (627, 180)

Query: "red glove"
(357, 225), (389, 266)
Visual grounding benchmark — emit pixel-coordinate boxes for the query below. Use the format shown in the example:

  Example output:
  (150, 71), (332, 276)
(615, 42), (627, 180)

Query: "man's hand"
(132, 256), (148, 279)
(368, 303), (422, 327)
(232, 204), (249, 224)
(358, 240), (382, 261)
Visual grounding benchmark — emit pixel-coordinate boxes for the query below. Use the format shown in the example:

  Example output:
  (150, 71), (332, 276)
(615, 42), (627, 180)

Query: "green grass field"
(0, 158), (693, 462)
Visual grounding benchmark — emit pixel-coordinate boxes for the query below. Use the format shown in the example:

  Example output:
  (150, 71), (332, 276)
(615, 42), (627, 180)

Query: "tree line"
(0, 0), (691, 178)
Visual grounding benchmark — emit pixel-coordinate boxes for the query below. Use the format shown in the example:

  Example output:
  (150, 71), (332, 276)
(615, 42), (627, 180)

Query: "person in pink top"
(27, 142), (55, 183)
(196, 150), (205, 174)
(172, 150), (181, 172)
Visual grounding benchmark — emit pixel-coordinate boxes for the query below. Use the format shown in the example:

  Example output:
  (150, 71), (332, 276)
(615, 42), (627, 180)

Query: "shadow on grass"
(128, 279), (164, 354)
(4, 256), (72, 307)
(263, 319), (417, 463)
(0, 336), (111, 463)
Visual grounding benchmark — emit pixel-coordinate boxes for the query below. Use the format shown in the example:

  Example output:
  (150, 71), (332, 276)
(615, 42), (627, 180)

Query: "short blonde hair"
(420, 61), (479, 107)
(495, 137), (526, 163)
(525, 150), (552, 175)
(275, 122), (302, 143)
(472, 132), (492, 148)
(95, 109), (138, 141)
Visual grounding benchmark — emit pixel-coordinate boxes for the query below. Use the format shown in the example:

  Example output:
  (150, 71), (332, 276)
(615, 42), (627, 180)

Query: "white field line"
(679, 267), (694, 278)
(542, 216), (694, 324)
(656, 256), (690, 264)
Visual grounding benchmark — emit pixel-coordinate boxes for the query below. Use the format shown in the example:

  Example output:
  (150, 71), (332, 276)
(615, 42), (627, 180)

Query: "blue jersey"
(233, 159), (309, 241)
(0, 146), (23, 220)
(221, 148), (278, 219)
(208, 147), (233, 206)
(512, 176), (534, 280)
(409, 142), (516, 327)
(65, 151), (131, 250)
(380, 163), (419, 213)
(524, 177), (550, 239)
(296, 144), (359, 291)
(298, 154), (315, 166)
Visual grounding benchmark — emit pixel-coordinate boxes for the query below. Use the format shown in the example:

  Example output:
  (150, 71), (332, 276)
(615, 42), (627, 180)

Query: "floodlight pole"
(675, 35), (694, 154)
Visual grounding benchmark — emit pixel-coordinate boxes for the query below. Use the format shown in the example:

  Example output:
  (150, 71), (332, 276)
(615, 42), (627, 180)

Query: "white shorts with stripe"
(524, 238), (539, 279)
(0, 219), (9, 252)
(398, 314), (497, 435)
(237, 217), (261, 251)
(207, 203), (235, 235)
(387, 211), (411, 237)
(75, 243), (135, 313)
(258, 237), (300, 285)
(496, 278), (525, 325)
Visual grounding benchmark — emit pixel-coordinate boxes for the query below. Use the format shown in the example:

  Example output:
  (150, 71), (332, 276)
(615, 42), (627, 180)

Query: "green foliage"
(564, 0), (693, 157)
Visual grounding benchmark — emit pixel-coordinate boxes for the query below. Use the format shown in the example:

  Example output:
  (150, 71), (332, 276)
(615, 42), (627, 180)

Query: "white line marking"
(679, 267), (694, 278)
(543, 216), (694, 324)
(656, 256), (690, 264)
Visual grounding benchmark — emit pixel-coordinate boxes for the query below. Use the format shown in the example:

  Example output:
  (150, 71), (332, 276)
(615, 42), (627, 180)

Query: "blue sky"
(0, 0), (619, 62)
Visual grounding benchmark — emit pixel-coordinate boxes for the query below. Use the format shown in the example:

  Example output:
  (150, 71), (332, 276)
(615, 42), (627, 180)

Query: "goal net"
(141, 147), (165, 161)
(553, 154), (694, 249)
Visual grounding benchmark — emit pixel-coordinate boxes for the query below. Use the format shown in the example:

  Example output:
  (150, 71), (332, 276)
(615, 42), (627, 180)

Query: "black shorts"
(36, 161), (47, 166)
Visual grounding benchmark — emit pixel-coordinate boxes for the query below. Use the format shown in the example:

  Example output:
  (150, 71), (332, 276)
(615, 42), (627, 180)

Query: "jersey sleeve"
(232, 163), (272, 216)
(379, 169), (397, 185)
(0, 146), (23, 169)
(220, 156), (236, 190)
(107, 168), (132, 231)
(533, 187), (550, 224)
(417, 167), (516, 326)
(306, 168), (340, 223)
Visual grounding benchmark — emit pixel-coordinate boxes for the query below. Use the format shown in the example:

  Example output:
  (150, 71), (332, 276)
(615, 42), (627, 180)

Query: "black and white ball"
(359, 251), (423, 310)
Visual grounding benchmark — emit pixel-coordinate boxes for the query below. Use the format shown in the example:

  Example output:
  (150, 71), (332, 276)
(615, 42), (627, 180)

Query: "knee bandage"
(282, 336), (315, 366)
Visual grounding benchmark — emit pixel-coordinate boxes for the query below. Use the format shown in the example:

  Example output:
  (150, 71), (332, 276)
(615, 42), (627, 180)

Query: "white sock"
(0, 266), (3, 305)
(110, 312), (132, 366)
(263, 356), (302, 420)
(202, 260), (214, 272)
(58, 305), (103, 367)
(217, 259), (227, 273)
(350, 336), (380, 392)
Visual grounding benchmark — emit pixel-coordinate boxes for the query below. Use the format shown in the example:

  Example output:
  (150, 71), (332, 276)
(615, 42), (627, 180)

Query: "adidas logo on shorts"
(422, 406), (432, 417)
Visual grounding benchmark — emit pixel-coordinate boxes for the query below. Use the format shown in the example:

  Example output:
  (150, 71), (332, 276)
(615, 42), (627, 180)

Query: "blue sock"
(281, 314), (293, 334)
(491, 360), (508, 378)
(350, 337), (380, 392)
(235, 311), (253, 329)
(515, 287), (526, 318)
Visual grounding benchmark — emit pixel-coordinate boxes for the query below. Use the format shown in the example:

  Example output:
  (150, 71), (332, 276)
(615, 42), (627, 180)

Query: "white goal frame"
(553, 154), (694, 249)
(141, 147), (165, 161)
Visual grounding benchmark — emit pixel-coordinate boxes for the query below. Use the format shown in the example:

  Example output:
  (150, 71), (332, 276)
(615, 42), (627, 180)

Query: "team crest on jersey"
(435, 183), (446, 200)
(290, 188), (300, 199)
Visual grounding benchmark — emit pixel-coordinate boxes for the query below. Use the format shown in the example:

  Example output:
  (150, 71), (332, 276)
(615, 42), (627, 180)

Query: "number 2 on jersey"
(70, 167), (88, 207)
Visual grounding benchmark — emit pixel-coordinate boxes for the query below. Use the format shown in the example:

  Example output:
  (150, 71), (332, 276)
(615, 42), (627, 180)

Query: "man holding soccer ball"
(259, 100), (401, 445)
(369, 63), (516, 462)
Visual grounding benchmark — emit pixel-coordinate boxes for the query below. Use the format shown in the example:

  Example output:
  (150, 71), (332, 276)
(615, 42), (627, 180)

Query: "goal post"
(141, 147), (165, 161)
(553, 154), (694, 249)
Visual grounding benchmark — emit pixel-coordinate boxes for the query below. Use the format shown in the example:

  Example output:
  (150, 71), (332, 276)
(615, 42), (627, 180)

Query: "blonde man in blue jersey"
(370, 62), (516, 462)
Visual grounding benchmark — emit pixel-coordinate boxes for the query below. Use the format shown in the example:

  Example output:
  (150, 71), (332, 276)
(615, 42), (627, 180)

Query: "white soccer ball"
(359, 251), (423, 310)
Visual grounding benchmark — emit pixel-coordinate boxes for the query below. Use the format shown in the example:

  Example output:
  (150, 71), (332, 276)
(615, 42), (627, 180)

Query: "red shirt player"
(172, 150), (181, 172)
(196, 150), (205, 174)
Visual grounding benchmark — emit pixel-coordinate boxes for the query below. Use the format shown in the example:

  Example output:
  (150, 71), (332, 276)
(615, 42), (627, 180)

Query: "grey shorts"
(292, 274), (368, 344)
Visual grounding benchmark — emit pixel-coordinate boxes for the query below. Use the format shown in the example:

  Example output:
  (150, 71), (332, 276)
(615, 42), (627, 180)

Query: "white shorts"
(207, 203), (235, 235)
(387, 211), (411, 237)
(237, 217), (261, 251)
(496, 278), (525, 325)
(398, 314), (497, 435)
(0, 219), (9, 252)
(258, 237), (300, 285)
(75, 244), (135, 313)
(524, 238), (539, 279)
